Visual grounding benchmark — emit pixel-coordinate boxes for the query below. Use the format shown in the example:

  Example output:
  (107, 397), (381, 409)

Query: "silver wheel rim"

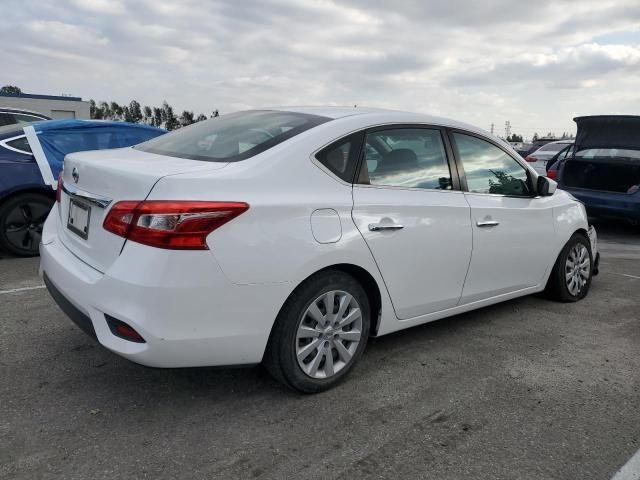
(565, 243), (590, 296)
(296, 290), (363, 379)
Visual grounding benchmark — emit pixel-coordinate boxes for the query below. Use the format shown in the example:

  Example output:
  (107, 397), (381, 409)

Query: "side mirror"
(537, 176), (557, 196)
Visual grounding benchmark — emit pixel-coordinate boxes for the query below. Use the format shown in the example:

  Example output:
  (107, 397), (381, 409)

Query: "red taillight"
(547, 169), (557, 180)
(525, 155), (538, 163)
(103, 201), (249, 250)
(56, 172), (63, 202)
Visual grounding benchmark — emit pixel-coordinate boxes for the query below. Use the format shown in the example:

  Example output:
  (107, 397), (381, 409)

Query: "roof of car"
(0, 107), (49, 117)
(272, 106), (491, 137)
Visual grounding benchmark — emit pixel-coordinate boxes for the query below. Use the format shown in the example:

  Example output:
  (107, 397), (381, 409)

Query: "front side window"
(453, 132), (531, 196)
(359, 128), (452, 190)
(14, 114), (45, 125)
(136, 110), (330, 162)
(0, 113), (15, 127)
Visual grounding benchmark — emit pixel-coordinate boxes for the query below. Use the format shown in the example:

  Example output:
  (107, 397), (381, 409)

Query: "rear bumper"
(43, 273), (98, 341)
(564, 188), (640, 221)
(39, 214), (291, 368)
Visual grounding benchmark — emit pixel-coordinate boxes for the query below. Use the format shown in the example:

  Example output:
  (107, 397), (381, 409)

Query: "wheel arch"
(274, 263), (384, 338)
(0, 186), (55, 206)
(573, 227), (589, 240)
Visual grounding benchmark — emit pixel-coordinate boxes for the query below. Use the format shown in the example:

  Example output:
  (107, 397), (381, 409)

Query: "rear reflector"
(525, 155), (538, 163)
(105, 315), (146, 343)
(103, 200), (249, 250)
(547, 169), (557, 180)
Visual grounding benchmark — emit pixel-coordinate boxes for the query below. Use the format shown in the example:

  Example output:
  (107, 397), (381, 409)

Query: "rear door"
(449, 131), (555, 304)
(351, 126), (472, 320)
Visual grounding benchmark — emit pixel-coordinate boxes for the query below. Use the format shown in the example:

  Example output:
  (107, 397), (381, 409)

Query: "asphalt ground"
(1, 219), (639, 479)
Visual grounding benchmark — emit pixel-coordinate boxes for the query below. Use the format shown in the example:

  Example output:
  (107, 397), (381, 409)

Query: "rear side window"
(136, 110), (330, 162)
(358, 128), (452, 190)
(315, 132), (364, 182)
(5, 136), (31, 153)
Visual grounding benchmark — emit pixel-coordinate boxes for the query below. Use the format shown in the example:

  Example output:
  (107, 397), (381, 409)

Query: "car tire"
(264, 270), (371, 394)
(545, 233), (593, 302)
(0, 193), (53, 257)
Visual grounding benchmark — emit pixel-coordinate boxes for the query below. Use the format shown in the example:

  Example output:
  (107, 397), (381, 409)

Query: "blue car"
(558, 115), (640, 223)
(0, 120), (165, 256)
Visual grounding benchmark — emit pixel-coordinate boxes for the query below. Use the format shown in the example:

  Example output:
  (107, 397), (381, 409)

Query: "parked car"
(519, 137), (558, 159)
(525, 140), (574, 175)
(557, 115), (640, 223)
(41, 107), (598, 393)
(0, 120), (165, 256)
(0, 107), (50, 126)
(545, 143), (574, 179)
(511, 142), (533, 159)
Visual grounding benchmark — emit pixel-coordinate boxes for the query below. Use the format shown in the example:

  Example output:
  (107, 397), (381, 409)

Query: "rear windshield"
(575, 148), (640, 161)
(135, 110), (330, 162)
(537, 142), (571, 152)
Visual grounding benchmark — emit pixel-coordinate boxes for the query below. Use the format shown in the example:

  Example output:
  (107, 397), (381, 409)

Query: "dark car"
(557, 115), (640, 223)
(0, 120), (165, 256)
(0, 107), (50, 126)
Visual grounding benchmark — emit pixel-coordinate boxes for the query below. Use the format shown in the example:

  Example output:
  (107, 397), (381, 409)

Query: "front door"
(450, 131), (556, 304)
(351, 127), (472, 320)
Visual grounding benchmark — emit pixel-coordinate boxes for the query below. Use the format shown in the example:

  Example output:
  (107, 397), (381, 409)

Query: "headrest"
(379, 148), (418, 171)
(326, 148), (346, 173)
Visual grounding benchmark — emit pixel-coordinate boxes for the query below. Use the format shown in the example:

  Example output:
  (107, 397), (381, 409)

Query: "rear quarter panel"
(0, 158), (50, 202)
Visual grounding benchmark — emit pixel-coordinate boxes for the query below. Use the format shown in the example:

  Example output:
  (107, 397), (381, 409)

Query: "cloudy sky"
(2, 0), (640, 139)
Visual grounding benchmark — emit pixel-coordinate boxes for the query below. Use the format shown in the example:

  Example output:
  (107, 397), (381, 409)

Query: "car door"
(449, 131), (555, 304)
(351, 126), (472, 320)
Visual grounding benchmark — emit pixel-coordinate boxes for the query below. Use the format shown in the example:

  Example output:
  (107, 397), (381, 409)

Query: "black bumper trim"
(43, 273), (98, 341)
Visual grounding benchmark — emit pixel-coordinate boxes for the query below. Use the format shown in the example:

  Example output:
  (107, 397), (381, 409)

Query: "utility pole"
(504, 121), (511, 139)
(490, 123), (495, 135)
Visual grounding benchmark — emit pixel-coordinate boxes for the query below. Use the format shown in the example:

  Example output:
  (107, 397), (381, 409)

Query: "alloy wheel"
(3, 201), (50, 254)
(565, 243), (590, 296)
(295, 290), (363, 379)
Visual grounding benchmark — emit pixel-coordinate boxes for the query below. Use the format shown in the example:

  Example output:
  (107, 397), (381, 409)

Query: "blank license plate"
(67, 199), (91, 239)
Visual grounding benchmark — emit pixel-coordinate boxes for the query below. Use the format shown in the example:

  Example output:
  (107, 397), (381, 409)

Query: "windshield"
(135, 110), (330, 162)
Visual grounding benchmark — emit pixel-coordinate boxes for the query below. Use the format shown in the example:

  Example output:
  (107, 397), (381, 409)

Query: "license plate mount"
(67, 199), (91, 239)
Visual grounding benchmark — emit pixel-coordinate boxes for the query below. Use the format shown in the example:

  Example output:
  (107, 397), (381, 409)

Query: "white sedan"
(40, 107), (598, 393)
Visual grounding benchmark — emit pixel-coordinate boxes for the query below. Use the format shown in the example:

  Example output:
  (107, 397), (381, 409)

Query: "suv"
(0, 108), (50, 127)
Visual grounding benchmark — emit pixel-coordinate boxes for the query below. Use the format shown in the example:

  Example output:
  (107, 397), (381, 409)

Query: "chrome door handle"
(476, 220), (500, 227)
(368, 223), (404, 231)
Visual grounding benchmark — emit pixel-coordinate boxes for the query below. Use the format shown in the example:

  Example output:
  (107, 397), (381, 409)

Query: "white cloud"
(2, 0), (640, 138)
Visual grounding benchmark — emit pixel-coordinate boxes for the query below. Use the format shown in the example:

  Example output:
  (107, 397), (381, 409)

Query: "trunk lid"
(57, 147), (227, 272)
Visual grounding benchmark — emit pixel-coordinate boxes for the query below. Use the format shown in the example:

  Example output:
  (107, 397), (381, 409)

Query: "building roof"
(0, 92), (83, 102)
